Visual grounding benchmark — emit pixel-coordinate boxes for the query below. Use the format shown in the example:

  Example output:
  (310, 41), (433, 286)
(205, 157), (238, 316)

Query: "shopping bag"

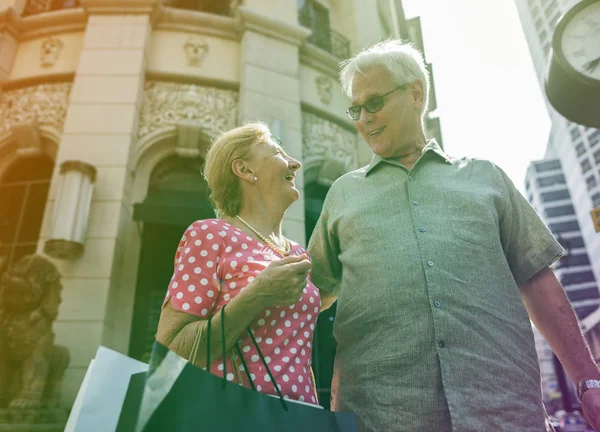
(126, 305), (358, 431)
(65, 346), (149, 432)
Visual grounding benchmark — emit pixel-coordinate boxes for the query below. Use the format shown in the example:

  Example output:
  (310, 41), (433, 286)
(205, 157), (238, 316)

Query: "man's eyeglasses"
(345, 84), (407, 121)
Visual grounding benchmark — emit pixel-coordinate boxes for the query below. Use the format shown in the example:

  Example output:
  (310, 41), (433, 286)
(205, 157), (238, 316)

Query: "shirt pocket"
(442, 189), (498, 250)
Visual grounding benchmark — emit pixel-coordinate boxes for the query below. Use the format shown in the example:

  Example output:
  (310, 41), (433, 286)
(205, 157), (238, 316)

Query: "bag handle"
(191, 304), (288, 411)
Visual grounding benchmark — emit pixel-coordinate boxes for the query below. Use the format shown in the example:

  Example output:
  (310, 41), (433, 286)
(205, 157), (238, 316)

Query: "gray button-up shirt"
(308, 140), (564, 432)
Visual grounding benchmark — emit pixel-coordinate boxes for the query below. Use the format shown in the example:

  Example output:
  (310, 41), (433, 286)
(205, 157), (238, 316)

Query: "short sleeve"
(307, 186), (343, 296)
(166, 220), (222, 317)
(495, 165), (565, 285)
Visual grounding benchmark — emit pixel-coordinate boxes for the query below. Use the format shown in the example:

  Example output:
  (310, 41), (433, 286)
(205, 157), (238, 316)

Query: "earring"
(253, 176), (258, 182)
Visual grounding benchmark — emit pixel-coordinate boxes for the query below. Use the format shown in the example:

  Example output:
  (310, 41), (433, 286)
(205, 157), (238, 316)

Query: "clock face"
(560, 1), (600, 81)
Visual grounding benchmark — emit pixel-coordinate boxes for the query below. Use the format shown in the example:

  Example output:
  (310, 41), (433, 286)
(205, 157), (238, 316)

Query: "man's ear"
(411, 80), (425, 108)
(232, 159), (255, 182)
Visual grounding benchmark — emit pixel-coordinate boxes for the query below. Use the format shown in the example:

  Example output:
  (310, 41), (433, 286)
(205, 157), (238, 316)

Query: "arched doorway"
(129, 155), (215, 362)
(0, 155), (53, 270)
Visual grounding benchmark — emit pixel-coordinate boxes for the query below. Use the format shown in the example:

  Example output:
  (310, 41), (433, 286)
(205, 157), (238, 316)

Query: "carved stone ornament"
(315, 75), (333, 105)
(23, 0), (53, 16)
(0, 255), (69, 426)
(0, 83), (72, 137)
(302, 112), (358, 185)
(183, 36), (209, 67)
(40, 37), (64, 68)
(137, 81), (238, 142)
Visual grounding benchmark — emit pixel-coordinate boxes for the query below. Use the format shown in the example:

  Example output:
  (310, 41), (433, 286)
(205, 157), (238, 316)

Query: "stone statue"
(0, 255), (69, 426)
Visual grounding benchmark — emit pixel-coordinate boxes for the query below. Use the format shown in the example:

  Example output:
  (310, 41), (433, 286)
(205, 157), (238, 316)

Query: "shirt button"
(408, 176), (414, 181)
(413, 200), (419, 206)
(439, 341), (445, 348)
(419, 227), (426, 232)
(427, 261), (434, 267)
(434, 301), (441, 308)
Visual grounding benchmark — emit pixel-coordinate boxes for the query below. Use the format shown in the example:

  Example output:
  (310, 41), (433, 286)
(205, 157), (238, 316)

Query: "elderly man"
(308, 39), (600, 431)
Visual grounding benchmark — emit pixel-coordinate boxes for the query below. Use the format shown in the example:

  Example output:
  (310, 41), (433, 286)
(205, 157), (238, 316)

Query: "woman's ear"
(232, 159), (255, 183)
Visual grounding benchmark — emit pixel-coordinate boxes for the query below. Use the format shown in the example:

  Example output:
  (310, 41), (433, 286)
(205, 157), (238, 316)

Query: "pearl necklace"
(235, 215), (291, 256)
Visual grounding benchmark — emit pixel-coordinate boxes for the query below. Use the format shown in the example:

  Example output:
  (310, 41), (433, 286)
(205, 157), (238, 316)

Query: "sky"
(402, 0), (552, 192)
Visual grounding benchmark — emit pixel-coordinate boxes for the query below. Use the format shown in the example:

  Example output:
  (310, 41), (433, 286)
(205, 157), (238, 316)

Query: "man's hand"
(582, 388), (600, 431)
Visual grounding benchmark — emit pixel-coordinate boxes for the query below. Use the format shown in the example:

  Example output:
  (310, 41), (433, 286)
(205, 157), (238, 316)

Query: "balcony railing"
(298, 7), (350, 59)
(23, 0), (79, 17)
(163, 0), (232, 16)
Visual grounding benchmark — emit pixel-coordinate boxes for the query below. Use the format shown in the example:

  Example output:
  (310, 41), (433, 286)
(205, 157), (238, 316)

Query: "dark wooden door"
(129, 223), (188, 362)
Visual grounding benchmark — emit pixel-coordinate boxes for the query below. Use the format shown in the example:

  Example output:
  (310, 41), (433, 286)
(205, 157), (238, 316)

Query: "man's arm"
(520, 266), (600, 429)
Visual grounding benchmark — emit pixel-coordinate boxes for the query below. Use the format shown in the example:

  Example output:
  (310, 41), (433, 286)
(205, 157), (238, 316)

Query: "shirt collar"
(364, 139), (452, 176)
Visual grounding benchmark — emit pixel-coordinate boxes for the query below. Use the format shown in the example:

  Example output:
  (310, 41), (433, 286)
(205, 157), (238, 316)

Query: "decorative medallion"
(315, 75), (333, 105)
(183, 36), (209, 68)
(40, 37), (64, 68)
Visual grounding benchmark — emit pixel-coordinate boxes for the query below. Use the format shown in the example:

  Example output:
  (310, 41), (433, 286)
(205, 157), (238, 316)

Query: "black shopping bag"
(120, 305), (357, 432)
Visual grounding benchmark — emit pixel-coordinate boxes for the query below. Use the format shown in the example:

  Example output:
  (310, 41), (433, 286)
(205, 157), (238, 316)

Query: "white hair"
(339, 39), (430, 115)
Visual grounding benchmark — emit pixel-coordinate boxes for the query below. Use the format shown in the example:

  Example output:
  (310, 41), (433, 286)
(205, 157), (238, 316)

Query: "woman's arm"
(156, 254), (312, 368)
(156, 287), (265, 368)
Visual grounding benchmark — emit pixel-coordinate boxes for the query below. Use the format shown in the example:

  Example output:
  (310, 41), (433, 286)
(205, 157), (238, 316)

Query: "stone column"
(236, 3), (310, 244)
(38, 0), (158, 405)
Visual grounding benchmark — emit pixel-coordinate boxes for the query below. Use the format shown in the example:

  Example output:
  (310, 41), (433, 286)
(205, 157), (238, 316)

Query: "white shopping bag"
(64, 346), (148, 432)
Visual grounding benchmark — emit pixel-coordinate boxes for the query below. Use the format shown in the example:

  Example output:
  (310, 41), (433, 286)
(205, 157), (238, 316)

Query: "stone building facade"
(0, 0), (441, 408)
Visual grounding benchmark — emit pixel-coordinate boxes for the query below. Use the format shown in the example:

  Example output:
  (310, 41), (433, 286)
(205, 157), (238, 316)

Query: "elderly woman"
(156, 122), (320, 404)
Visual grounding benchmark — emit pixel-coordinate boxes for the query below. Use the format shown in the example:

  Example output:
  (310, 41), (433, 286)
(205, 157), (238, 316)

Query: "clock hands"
(584, 56), (600, 73)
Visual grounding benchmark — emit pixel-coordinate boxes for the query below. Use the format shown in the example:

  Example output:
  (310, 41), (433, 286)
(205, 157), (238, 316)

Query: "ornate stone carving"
(23, 0), (53, 16)
(0, 255), (69, 425)
(302, 112), (357, 185)
(0, 83), (72, 137)
(137, 81), (238, 142)
(40, 37), (64, 68)
(183, 36), (209, 67)
(315, 75), (333, 105)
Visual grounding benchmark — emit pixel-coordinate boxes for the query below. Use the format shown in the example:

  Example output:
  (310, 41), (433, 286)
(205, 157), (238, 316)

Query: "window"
(541, 189), (570, 202)
(535, 160), (561, 172)
(566, 287), (600, 302)
(576, 142), (586, 156)
(544, 0), (557, 19)
(571, 126), (581, 141)
(536, 174), (565, 187)
(587, 175), (598, 190)
(594, 149), (600, 164)
(546, 205), (575, 218)
(556, 236), (584, 249)
(0, 156), (54, 268)
(549, 220), (581, 233)
(537, 28), (547, 44)
(565, 254), (591, 267)
(589, 130), (600, 148)
(582, 158), (592, 173)
(593, 192), (600, 207)
(531, 4), (540, 17)
(535, 17), (544, 31)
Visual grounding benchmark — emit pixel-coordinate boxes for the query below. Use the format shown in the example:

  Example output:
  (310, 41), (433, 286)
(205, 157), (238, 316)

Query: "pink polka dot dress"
(163, 218), (321, 404)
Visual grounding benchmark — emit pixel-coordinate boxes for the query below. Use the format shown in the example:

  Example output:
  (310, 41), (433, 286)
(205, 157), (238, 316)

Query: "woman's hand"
(248, 254), (312, 308)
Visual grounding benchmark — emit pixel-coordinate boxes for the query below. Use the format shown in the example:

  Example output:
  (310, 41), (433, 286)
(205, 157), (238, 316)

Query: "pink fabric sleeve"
(166, 220), (222, 318)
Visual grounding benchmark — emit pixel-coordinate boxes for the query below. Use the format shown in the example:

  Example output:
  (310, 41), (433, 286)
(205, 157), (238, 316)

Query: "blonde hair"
(203, 122), (272, 217)
(339, 39), (430, 116)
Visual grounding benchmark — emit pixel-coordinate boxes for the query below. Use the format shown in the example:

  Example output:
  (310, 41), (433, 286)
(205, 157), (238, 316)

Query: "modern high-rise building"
(0, 0), (441, 416)
(526, 159), (599, 318)
(515, 0), (600, 310)
(525, 157), (598, 409)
